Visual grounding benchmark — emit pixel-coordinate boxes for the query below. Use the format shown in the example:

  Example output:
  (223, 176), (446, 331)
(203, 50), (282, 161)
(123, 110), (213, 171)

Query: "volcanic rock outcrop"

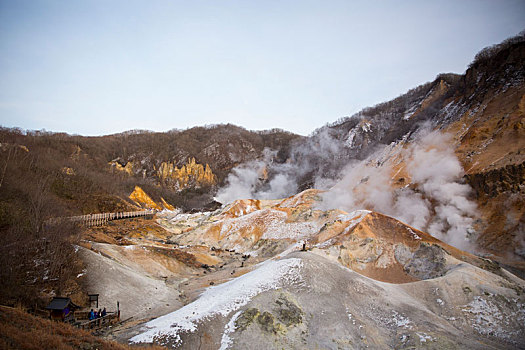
(129, 185), (175, 210)
(74, 188), (523, 349)
(114, 190), (525, 349)
(157, 158), (217, 190)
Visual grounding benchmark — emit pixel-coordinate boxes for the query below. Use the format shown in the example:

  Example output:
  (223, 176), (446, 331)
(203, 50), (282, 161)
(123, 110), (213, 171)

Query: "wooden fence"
(48, 209), (156, 227)
(75, 312), (119, 331)
(70, 210), (156, 227)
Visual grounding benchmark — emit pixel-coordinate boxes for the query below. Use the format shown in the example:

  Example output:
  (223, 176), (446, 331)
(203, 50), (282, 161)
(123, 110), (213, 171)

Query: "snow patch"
(403, 104), (418, 120)
(461, 296), (508, 339)
(361, 122), (372, 133)
(262, 219), (320, 240)
(337, 210), (371, 222)
(346, 308), (356, 325)
(314, 238), (334, 249)
(243, 249), (259, 257)
(338, 210), (370, 234)
(220, 208), (322, 241)
(417, 332), (434, 343)
(345, 129), (357, 147)
(219, 310), (242, 350)
(130, 258), (304, 345)
(389, 311), (412, 329)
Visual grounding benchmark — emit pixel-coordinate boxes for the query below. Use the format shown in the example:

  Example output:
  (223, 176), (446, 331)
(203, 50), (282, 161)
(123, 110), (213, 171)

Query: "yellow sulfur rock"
(129, 186), (162, 210)
(109, 161), (134, 176)
(161, 197), (176, 211)
(129, 186), (176, 210)
(157, 157), (217, 190)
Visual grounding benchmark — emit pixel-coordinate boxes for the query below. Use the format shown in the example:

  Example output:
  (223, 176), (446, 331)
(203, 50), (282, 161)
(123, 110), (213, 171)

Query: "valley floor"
(78, 207), (525, 350)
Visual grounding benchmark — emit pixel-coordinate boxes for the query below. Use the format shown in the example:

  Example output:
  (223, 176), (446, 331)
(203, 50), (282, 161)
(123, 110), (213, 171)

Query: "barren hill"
(76, 190), (525, 349)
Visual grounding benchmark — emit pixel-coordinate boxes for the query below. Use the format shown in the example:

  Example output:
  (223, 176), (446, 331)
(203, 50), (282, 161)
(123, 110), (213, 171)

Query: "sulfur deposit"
(110, 160), (134, 176)
(157, 157), (217, 190)
(129, 185), (174, 210)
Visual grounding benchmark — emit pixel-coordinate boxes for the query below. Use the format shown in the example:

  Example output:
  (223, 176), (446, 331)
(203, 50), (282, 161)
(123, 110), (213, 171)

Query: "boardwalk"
(70, 209), (156, 227)
(48, 209), (157, 227)
(76, 312), (120, 331)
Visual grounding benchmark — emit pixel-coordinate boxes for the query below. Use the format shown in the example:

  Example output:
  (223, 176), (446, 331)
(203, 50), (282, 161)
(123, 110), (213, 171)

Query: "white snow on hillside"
(219, 208), (323, 241)
(337, 210), (371, 223)
(345, 128), (357, 147)
(130, 258), (304, 346)
(261, 211), (321, 240)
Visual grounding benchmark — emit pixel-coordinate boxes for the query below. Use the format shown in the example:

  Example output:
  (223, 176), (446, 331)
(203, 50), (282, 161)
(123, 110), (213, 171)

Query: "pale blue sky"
(1, 0), (524, 136)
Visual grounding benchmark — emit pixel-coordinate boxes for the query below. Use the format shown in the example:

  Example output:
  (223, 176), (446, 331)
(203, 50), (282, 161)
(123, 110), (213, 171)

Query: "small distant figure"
(88, 309), (95, 320)
(301, 241), (306, 251)
(101, 307), (107, 317)
(97, 309), (102, 318)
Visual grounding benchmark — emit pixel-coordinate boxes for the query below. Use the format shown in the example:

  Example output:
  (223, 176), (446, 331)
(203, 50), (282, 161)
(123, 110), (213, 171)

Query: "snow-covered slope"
(129, 252), (524, 349)
(130, 258), (303, 347)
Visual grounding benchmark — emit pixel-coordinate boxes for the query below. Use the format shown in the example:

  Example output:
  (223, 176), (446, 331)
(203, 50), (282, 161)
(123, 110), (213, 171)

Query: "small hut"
(45, 297), (80, 322)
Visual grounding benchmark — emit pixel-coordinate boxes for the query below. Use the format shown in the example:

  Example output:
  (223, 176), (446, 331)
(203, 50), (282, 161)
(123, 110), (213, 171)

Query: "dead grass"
(84, 217), (168, 245)
(0, 306), (164, 350)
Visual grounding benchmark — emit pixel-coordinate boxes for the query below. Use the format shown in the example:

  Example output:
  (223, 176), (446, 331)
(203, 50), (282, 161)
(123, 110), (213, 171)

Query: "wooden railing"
(49, 209), (156, 227)
(76, 312), (119, 331)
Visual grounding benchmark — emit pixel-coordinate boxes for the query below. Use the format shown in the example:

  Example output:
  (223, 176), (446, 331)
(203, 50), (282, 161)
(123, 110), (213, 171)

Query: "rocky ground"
(127, 252), (524, 349)
(78, 191), (525, 349)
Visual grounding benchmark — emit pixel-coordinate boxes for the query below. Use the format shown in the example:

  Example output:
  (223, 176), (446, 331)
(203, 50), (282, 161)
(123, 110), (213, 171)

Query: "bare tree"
(28, 176), (51, 236)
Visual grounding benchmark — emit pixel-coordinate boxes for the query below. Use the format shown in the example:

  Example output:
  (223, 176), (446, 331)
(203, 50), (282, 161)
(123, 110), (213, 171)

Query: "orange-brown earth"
(352, 80), (525, 263)
(77, 187), (524, 349)
(119, 190), (524, 349)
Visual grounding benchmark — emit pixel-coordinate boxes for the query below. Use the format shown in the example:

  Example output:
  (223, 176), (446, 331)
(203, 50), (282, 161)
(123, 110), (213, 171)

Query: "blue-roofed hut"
(45, 297), (80, 322)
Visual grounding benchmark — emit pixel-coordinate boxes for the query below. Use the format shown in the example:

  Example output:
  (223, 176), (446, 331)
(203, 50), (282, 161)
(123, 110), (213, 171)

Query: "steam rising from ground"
(216, 149), (299, 203)
(216, 128), (343, 204)
(217, 131), (478, 251)
(319, 132), (478, 251)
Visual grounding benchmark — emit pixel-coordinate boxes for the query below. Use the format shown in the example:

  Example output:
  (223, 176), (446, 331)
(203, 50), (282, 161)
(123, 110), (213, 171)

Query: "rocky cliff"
(104, 125), (301, 189)
(157, 158), (217, 190)
(129, 185), (175, 211)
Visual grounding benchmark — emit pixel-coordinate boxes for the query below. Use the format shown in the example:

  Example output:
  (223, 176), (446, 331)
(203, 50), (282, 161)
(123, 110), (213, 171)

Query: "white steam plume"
(215, 149), (298, 204)
(318, 131), (478, 251)
(216, 128), (343, 204)
(407, 132), (477, 249)
(216, 127), (478, 251)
